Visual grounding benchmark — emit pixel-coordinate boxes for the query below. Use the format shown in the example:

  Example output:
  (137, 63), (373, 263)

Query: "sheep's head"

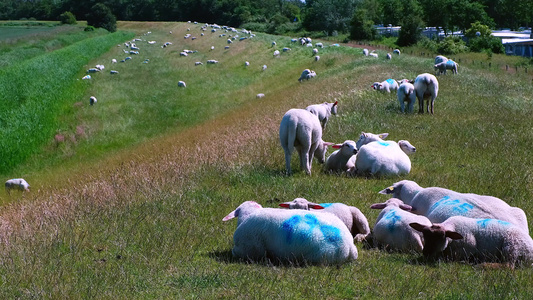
(356, 132), (389, 149)
(332, 140), (357, 157)
(222, 201), (262, 224)
(409, 223), (463, 257)
(370, 198), (412, 211)
(398, 140), (416, 155)
(279, 198), (325, 210)
(315, 142), (334, 164)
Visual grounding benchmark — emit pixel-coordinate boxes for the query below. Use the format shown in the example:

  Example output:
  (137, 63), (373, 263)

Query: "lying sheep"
(354, 132), (389, 150)
(245, 61), (250, 66)
(305, 101), (338, 129)
(223, 201), (358, 264)
(283, 47), (291, 52)
(434, 55), (448, 65)
(316, 42), (324, 48)
(87, 68), (100, 73)
(5, 178), (30, 194)
(178, 81), (186, 87)
(273, 50), (280, 57)
(393, 49), (401, 55)
(434, 60), (458, 75)
(379, 180), (529, 232)
(397, 81), (416, 112)
(298, 69), (316, 82)
(371, 79), (399, 93)
(256, 93), (265, 99)
(195, 62), (203, 66)
(414, 73), (439, 114)
(207, 60), (219, 64)
(363, 49), (369, 56)
(89, 96), (97, 105)
(262, 65), (267, 71)
(279, 109), (332, 175)
(370, 198), (431, 252)
(110, 70), (119, 74)
(279, 198), (370, 242)
(324, 140), (358, 173)
(369, 52), (378, 58)
(410, 216), (533, 266)
(352, 140), (416, 176)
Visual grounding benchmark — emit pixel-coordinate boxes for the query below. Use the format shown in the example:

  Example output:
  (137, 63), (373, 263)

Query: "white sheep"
(245, 61), (250, 67)
(262, 64), (267, 71)
(434, 60), (458, 75)
(363, 49), (369, 56)
(379, 180), (529, 232)
(207, 60), (219, 64)
(195, 62), (203, 66)
(256, 93), (265, 99)
(393, 49), (401, 55)
(315, 55), (320, 62)
(316, 42), (324, 48)
(324, 140), (358, 173)
(298, 69), (316, 82)
(410, 216), (533, 266)
(312, 48), (318, 55)
(273, 50), (280, 57)
(386, 53), (392, 60)
(111, 59), (117, 63)
(279, 109), (332, 175)
(397, 81), (416, 113)
(370, 198), (431, 252)
(434, 55), (448, 65)
(110, 70), (119, 74)
(369, 52), (378, 58)
(227, 39), (232, 44)
(5, 178), (30, 194)
(178, 81), (186, 87)
(271, 41), (276, 47)
(282, 47), (291, 52)
(305, 101), (338, 129)
(279, 198), (371, 242)
(87, 68), (100, 73)
(82, 75), (91, 80)
(89, 96), (97, 105)
(352, 140), (416, 176)
(223, 201), (358, 264)
(371, 79), (399, 93)
(414, 73), (439, 114)
(354, 132), (389, 150)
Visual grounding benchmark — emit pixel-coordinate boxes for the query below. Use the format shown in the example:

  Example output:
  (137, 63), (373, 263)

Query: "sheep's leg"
(284, 150), (292, 175)
(430, 97), (435, 114)
(299, 149), (311, 175)
(399, 96), (405, 113)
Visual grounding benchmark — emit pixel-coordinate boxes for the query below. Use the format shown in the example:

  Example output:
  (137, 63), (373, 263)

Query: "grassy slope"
(0, 21), (532, 298)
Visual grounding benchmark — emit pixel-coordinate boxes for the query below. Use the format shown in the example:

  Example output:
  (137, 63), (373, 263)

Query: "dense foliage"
(59, 11), (76, 24)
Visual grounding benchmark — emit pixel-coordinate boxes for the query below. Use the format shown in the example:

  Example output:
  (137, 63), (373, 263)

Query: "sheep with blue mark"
(350, 140), (416, 176)
(354, 132), (389, 150)
(434, 55), (448, 65)
(305, 101), (338, 130)
(223, 201), (358, 264)
(324, 140), (358, 173)
(279, 109), (333, 175)
(380, 180), (529, 233)
(410, 216), (533, 266)
(397, 80), (416, 113)
(279, 198), (371, 243)
(414, 73), (439, 114)
(371, 79), (399, 93)
(434, 60), (458, 75)
(298, 69), (316, 82)
(370, 198), (431, 252)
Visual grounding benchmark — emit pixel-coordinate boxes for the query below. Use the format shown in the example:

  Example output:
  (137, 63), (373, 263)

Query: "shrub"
(437, 36), (468, 55)
(84, 26), (95, 32)
(469, 35), (504, 54)
(350, 8), (376, 41)
(59, 11), (77, 25)
(86, 3), (116, 32)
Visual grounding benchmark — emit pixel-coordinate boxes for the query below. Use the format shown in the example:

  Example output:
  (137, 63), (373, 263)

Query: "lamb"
(223, 201), (358, 264)
(414, 73), (439, 114)
(324, 140), (358, 173)
(397, 80), (416, 113)
(386, 53), (392, 60)
(273, 50), (280, 57)
(89, 96), (97, 105)
(379, 180), (529, 232)
(298, 69), (316, 82)
(279, 109), (332, 175)
(393, 49), (401, 55)
(352, 140), (416, 176)
(5, 178), (30, 194)
(305, 101), (338, 129)
(279, 198), (371, 242)
(410, 216), (533, 266)
(434, 60), (458, 75)
(370, 198), (431, 252)
(371, 79), (399, 93)
(434, 55), (448, 65)
(363, 49), (369, 56)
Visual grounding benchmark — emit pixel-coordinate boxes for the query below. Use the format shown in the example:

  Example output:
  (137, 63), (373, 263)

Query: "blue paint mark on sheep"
(477, 219), (511, 228)
(384, 209), (402, 233)
(319, 203), (334, 208)
(304, 214), (319, 229)
(377, 141), (392, 147)
(453, 203), (474, 215)
(281, 214), (342, 246)
(320, 225), (341, 245)
(282, 215), (301, 243)
(428, 196), (475, 216)
(386, 79), (395, 85)
(446, 60), (455, 66)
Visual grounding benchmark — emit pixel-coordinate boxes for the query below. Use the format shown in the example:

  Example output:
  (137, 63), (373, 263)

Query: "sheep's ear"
(279, 203), (290, 208)
(409, 222), (428, 232)
(409, 80), (414, 84)
(379, 186), (394, 194)
(332, 144), (343, 149)
(399, 204), (413, 211)
(323, 142), (335, 147)
(378, 133), (389, 139)
(370, 203), (386, 209)
(445, 231), (463, 240)
(309, 204), (325, 209)
(222, 211), (236, 221)
(333, 101), (338, 106)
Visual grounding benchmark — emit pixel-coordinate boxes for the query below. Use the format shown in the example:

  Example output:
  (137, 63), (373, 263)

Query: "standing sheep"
(386, 53), (392, 60)
(305, 101), (338, 129)
(279, 198), (371, 242)
(178, 81), (186, 88)
(5, 178), (30, 194)
(379, 180), (529, 232)
(363, 49), (369, 56)
(279, 109), (333, 175)
(262, 64), (267, 71)
(223, 201), (358, 264)
(298, 69), (317, 82)
(324, 140), (358, 173)
(435, 55), (448, 65)
(414, 73), (439, 114)
(370, 198), (432, 252)
(315, 55), (320, 62)
(434, 60), (458, 75)
(89, 96), (97, 105)
(397, 81), (416, 113)
(393, 49), (401, 55)
(410, 216), (533, 266)
(371, 79), (399, 93)
(352, 140), (416, 176)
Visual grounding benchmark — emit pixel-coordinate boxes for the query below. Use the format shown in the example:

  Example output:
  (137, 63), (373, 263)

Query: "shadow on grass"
(208, 249), (341, 268)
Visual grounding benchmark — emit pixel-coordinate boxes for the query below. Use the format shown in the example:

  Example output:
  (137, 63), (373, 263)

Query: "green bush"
(437, 36), (469, 55)
(240, 22), (268, 33)
(84, 26), (95, 32)
(59, 11), (77, 25)
(469, 35), (504, 54)
(86, 3), (116, 32)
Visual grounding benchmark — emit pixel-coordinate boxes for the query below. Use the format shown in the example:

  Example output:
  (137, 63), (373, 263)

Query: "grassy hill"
(0, 21), (532, 298)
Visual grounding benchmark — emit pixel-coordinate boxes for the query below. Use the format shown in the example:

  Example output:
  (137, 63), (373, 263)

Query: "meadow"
(0, 21), (532, 298)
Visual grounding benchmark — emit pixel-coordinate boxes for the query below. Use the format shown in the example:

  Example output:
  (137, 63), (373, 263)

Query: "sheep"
(273, 50), (280, 57)
(178, 81), (186, 88)
(312, 48), (318, 55)
(393, 49), (401, 55)
(223, 201), (358, 264)
(279, 198), (371, 242)
(283, 47), (291, 52)
(352, 140), (416, 176)
(291, 38), (298, 43)
(87, 68), (100, 73)
(271, 41), (276, 47)
(110, 70), (119, 74)
(89, 96), (97, 105)
(195, 62), (203, 66)
(180, 52), (188, 57)
(379, 180), (529, 232)
(256, 93), (265, 99)
(315, 55), (320, 62)
(305, 101), (338, 130)
(210, 46), (214, 50)
(370, 198), (431, 252)
(354, 131), (389, 150)
(434, 55), (448, 65)
(369, 52), (378, 58)
(397, 81), (416, 113)
(224, 46), (230, 50)
(316, 42), (324, 48)
(111, 58), (117, 63)
(324, 140), (358, 173)
(371, 79), (399, 93)
(414, 73), (439, 114)
(298, 69), (316, 82)
(82, 75), (91, 80)
(410, 216), (533, 266)
(262, 65), (267, 71)
(363, 49), (369, 56)
(5, 178), (30, 194)
(207, 60), (219, 64)
(279, 109), (333, 175)
(434, 60), (458, 75)
(227, 39), (232, 44)
(386, 53), (392, 60)
(245, 61), (250, 67)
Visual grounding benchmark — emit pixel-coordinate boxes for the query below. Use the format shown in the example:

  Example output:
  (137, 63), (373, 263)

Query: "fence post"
(506, 65), (509, 71)
(489, 62), (491, 68)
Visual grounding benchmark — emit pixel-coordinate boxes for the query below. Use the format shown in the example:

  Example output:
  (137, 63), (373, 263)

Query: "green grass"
(0, 21), (532, 298)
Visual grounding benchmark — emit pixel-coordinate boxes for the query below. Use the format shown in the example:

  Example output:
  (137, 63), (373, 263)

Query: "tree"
(350, 8), (376, 40)
(397, 0), (425, 46)
(86, 3), (117, 32)
(59, 11), (77, 24)
(303, 0), (358, 35)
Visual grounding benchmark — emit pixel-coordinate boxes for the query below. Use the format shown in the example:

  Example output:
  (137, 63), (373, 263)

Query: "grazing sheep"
(283, 47), (291, 52)
(178, 81), (186, 87)
(393, 49), (401, 55)
(324, 140), (358, 173)
(410, 216), (533, 266)
(111, 59), (117, 63)
(5, 178), (30, 194)
(435, 55), (448, 65)
(397, 81), (416, 113)
(370, 198), (431, 252)
(262, 64), (267, 71)
(386, 53), (392, 60)
(223, 201), (358, 264)
(379, 180), (529, 232)
(89, 96), (97, 105)
(279, 109), (333, 175)
(227, 39), (232, 44)
(256, 93), (265, 99)
(110, 70), (119, 74)
(245, 61), (250, 67)
(369, 52), (378, 58)
(363, 49), (369, 56)
(298, 69), (316, 82)
(271, 41), (276, 47)
(414, 73), (439, 114)
(352, 140), (416, 176)
(316, 42), (324, 48)
(195, 62), (203, 66)
(87, 68), (100, 73)
(354, 132), (389, 150)
(312, 48), (319, 55)
(371, 79), (399, 93)
(279, 198), (371, 242)
(180, 52), (188, 57)
(305, 101), (338, 130)
(434, 60), (458, 75)
(207, 60), (219, 64)
(273, 50), (280, 57)
(315, 55), (320, 62)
